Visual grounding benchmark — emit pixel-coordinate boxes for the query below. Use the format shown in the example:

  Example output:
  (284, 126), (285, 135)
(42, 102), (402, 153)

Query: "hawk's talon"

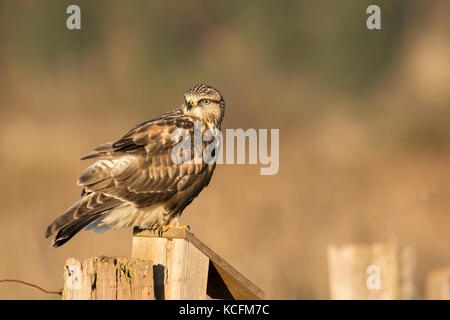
(179, 225), (190, 231)
(156, 224), (190, 236)
(156, 224), (172, 237)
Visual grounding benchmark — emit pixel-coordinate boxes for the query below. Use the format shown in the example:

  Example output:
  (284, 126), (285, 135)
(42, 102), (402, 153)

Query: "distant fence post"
(327, 242), (416, 299)
(426, 266), (450, 299)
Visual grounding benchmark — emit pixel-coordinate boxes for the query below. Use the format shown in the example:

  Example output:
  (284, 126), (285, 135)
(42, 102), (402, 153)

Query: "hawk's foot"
(157, 224), (190, 237)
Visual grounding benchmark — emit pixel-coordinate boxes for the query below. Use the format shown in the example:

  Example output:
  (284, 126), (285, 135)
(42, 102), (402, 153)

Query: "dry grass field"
(0, 1), (449, 299)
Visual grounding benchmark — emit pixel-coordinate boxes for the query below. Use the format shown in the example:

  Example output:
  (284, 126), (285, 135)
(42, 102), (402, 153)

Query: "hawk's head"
(182, 84), (225, 126)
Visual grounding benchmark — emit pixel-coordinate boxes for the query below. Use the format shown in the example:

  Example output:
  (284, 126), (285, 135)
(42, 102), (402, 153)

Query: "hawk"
(45, 84), (225, 247)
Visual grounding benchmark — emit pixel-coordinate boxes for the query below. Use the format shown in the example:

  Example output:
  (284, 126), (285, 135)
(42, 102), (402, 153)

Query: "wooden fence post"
(63, 256), (154, 300)
(62, 228), (265, 300)
(132, 228), (265, 300)
(426, 266), (450, 299)
(327, 242), (416, 299)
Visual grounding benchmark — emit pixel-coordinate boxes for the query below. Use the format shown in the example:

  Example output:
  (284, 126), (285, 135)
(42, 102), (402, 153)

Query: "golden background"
(0, 0), (449, 299)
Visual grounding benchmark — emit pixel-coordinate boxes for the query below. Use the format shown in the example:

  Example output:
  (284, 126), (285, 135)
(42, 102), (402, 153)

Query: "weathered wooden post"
(132, 228), (265, 300)
(62, 228), (265, 300)
(63, 256), (154, 300)
(327, 242), (416, 299)
(426, 266), (450, 299)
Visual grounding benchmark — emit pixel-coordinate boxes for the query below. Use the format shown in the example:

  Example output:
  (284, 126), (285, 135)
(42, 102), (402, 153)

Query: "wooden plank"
(81, 257), (96, 299)
(184, 242), (210, 299)
(132, 235), (210, 299)
(117, 264), (132, 299)
(165, 238), (189, 299)
(63, 256), (154, 300)
(130, 260), (154, 300)
(63, 257), (91, 300)
(95, 257), (117, 299)
(132, 237), (168, 299)
(426, 266), (450, 299)
(165, 239), (210, 299)
(327, 243), (416, 299)
(187, 234), (264, 300)
(134, 229), (265, 300)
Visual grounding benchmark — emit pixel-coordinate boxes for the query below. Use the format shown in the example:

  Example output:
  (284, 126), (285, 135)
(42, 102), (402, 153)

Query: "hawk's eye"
(199, 99), (211, 106)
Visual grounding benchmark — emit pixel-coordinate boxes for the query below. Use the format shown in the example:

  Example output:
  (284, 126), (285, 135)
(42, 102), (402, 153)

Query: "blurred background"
(0, 0), (449, 299)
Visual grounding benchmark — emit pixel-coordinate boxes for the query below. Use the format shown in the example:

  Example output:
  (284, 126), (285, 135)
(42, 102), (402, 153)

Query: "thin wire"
(0, 279), (62, 296)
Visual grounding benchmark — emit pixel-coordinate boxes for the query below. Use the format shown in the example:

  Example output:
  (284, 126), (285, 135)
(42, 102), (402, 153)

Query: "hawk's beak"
(186, 100), (194, 110)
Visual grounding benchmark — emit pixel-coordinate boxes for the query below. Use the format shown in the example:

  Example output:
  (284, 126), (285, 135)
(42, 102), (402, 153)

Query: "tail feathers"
(51, 215), (102, 248)
(80, 142), (119, 160)
(45, 202), (79, 238)
(45, 192), (122, 247)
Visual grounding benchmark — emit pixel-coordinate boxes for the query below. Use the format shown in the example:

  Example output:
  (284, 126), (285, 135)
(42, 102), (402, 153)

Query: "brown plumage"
(46, 84), (225, 247)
